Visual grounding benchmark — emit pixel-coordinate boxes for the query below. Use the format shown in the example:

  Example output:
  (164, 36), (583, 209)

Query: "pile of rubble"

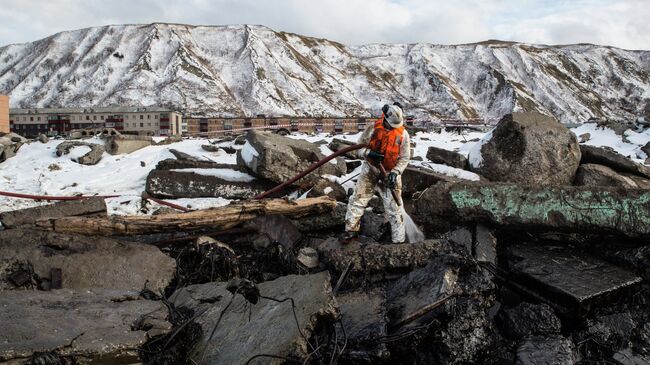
(0, 112), (648, 364)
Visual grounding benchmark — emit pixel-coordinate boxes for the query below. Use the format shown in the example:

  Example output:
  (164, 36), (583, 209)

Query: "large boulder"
(0, 289), (170, 364)
(574, 163), (650, 188)
(237, 130), (346, 184)
(0, 229), (176, 292)
(580, 144), (650, 179)
(169, 272), (337, 364)
(468, 112), (581, 185)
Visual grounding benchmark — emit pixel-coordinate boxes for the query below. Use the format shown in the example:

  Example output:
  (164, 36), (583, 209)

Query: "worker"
(343, 102), (411, 243)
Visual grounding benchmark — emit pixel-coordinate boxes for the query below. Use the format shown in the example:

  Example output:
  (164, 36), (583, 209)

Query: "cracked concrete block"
(0, 289), (170, 364)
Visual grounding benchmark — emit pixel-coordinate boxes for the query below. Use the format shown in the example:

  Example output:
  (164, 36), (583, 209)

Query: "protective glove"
(387, 171), (398, 189)
(367, 150), (384, 162)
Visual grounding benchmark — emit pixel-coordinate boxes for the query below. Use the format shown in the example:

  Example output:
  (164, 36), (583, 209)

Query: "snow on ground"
(1, 125), (648, 216)
(170, 168), (256, 182)
(570, 124), (650, 163)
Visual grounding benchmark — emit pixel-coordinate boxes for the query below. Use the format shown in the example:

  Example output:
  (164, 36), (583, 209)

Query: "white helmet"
(384, 104), (404, 128)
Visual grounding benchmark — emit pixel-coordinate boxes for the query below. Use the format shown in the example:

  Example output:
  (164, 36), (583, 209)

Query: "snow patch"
(468, 129), (494, 168)
(410, 161), (481, 181)
(240, 141), (259, 167)
(170, 168), (256, 182)
(67, 146), (92, 162)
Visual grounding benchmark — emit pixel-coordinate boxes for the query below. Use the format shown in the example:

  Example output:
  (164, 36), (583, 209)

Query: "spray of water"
(401, 207), (425, 243)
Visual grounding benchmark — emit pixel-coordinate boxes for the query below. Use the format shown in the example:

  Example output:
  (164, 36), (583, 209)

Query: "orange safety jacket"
(367, 117), (405, 171)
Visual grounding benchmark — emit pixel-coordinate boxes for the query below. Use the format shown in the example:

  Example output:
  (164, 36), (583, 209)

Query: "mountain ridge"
(1, 23), (648, 122)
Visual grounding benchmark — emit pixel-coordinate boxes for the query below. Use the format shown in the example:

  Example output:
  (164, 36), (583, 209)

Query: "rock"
(233, 135), (246, 145)
(468, 112), (581, 186)
(346, 159), (363, 171)
(515, 336), (577, 365)
(401, 165), (460, 197)
(243, 214), (303, 250)
(154, 158), (241, 171)
(0, 289), (170, 364)
(68, 130), (82, 139)
(328, 138), (358, 158)
(645, 157), (650, 165)
(387, 257), (458, 328)
(360, 211), (388, 240)
(222, 146), (237, 154)
(0, 229), (175, 292)
(145, 169), (274, 199)
(318, 239), (445, 285)
(169, 148), (198, 161)
(612, 348), (650, 365)
(104, 135), (153, 155)
(497, 302), (561, 339)
(169, 272), (337, 364)
(201, 144), (221, 152)
(0, 197), (106, 228)
(426, 146), (468, 169)
(580, 144), (650, 179)
(0, 133), (27, 144)
(579, 133), (591, 143)
(413, 181), (650, 238)
(290, 202), (347, 232)
(297, 247), (319, 269)
(55, 141), (105, 165)
(387, 253), (496, 364)
(475, 224), (497, 264)
(574, 163), (649, 188)
(308, 177), (348, 202)
(48, 163), (61, 171)
(446, 226), (473, 255)
(642, 142), (650, 157)
(0, 143), (16, 162)
(336, 289), (389, 361)
(37, 133), (49, 143)
(237, 130), (346, 184)
(506, 244), (642, 313)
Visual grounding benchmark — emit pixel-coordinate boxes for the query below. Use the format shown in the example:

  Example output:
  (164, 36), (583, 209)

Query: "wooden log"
(35, 196), (336, 236)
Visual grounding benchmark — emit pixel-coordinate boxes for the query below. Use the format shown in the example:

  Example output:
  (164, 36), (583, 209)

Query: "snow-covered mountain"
(0, 23), (648, 122)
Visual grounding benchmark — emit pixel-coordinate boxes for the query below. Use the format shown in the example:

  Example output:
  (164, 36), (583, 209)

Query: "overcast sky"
(1, 0), (648, 50)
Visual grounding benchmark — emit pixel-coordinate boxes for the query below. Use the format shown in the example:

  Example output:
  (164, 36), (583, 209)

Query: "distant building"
(184, 116), (375, 137)
(9, 106), (183, 138)
(0, 95), (9, 134)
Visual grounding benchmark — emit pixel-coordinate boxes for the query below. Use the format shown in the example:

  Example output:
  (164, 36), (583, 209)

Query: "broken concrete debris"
(55, 140), (105, 165)
(0, 112), (648, 364)
(0, 197), (106, 228)
(426, 146), (468, 169)
(104, 134), (153, 155)
(0, 229), (176, 292)
(414, 181), (650, 238)
(506, 244), (642, 313)
(0, 289), (170, 364)
(169, 272), (337, 364)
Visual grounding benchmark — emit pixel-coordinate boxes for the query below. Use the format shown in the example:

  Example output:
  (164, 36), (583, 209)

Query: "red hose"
(253, 143), (367, 200)
(0, 191), (191, 212)
(0, 191), (118, 201)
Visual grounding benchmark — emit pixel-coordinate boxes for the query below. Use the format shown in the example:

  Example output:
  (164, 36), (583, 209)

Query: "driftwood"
(35, 196), (337, 236)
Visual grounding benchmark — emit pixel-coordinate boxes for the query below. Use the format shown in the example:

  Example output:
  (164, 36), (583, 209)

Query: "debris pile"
(0, 112), (648, 364)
